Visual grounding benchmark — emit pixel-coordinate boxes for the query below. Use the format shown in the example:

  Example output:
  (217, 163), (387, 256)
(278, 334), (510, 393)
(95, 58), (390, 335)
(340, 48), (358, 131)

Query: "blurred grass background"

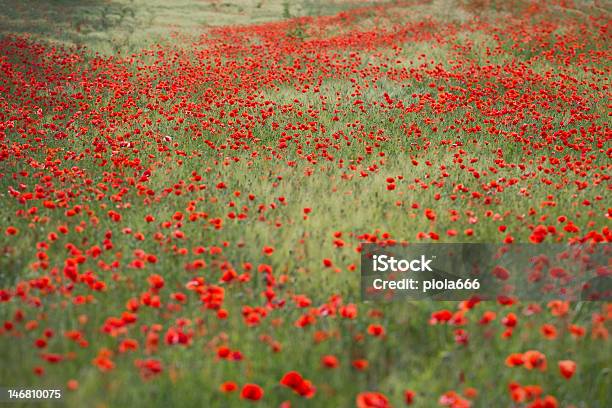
(0, 0), (387, 54)
(1, 0), (608, 55)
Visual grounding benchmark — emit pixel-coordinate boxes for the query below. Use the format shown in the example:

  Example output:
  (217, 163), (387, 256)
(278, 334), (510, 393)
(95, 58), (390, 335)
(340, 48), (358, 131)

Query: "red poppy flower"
(558, 360), (576, 379)
(356, 391), (390, 408)
(241, 383), (264, 401)
(404, 389), (416, 404)
(322, 355), (339, 368)
(220, 381), (238, 392)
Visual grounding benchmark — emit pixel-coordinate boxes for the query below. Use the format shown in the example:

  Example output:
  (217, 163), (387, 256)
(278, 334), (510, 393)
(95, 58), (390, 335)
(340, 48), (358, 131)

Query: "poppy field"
(0, 0), (610, 406)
